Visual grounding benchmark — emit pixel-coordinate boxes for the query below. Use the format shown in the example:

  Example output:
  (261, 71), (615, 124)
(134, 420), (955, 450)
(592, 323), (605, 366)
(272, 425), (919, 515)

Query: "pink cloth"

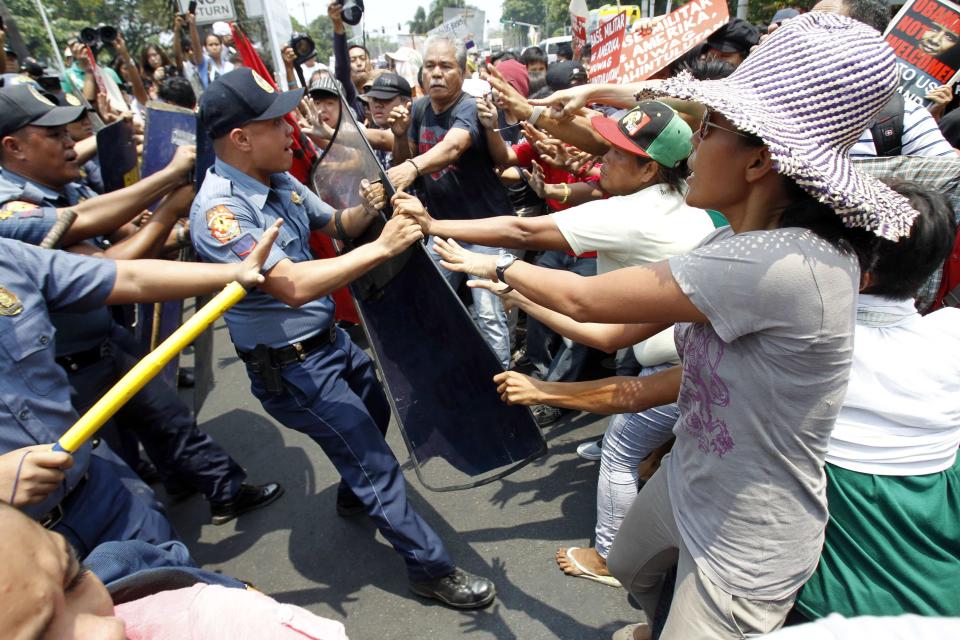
(495, 59), (530, 97)
(115, 584), (348, 640)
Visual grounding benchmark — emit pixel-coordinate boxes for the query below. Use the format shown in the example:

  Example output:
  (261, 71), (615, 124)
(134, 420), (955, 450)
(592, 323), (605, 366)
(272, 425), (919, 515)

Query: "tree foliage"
(407, 6), (428, 35)
(6, 0), (176, 63)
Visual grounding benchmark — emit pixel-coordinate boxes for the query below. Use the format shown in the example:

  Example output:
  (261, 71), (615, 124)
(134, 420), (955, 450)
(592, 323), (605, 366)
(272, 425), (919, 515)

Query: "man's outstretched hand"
(235, 219), (283, 289)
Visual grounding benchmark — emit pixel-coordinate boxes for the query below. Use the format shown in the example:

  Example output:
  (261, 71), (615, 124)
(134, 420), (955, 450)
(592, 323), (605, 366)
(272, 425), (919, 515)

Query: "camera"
(288, 33), (316, 65)
(341, 0), (364, 26)
(79, 25), (118, 52)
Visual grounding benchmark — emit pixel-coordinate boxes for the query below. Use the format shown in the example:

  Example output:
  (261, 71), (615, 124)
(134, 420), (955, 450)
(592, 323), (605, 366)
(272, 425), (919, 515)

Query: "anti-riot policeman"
(190, 67), (496, 609)
(0, 83), (282, 524)
(0, 223), (279, 558)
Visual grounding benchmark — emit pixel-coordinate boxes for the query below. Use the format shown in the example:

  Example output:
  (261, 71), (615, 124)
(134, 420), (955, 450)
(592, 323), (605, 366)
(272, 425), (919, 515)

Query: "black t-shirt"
(408, 92), (512, 220)
(940, 107), (960, 149)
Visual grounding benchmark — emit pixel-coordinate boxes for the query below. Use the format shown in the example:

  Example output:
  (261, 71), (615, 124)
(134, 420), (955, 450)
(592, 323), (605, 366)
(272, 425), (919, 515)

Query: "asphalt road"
(166, 321), (642, 640)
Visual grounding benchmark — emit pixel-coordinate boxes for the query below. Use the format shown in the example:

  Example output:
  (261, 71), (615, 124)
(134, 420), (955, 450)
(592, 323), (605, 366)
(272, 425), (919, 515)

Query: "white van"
(540, 35), (573, 63)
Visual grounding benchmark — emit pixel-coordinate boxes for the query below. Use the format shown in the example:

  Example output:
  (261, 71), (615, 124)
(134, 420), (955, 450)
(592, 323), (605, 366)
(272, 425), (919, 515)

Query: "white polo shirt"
(551, 183), (714, 366)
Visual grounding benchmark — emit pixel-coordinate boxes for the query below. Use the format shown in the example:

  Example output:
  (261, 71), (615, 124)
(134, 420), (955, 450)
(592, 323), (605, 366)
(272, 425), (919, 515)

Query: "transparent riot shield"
(311, 99), (546, 491)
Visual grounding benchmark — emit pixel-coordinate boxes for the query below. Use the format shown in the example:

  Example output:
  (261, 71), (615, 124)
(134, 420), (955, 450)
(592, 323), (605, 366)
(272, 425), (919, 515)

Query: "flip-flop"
(560, 547), (622, 588)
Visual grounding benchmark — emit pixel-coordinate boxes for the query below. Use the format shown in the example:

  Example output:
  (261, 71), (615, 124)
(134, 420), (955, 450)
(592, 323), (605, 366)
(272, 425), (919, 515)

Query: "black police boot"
(409, 568), (496, 609)
(210, 482), (284, 525)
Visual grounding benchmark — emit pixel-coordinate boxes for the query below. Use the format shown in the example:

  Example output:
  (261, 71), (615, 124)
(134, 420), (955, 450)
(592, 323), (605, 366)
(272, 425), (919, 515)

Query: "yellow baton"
(54, 281), (248, 453)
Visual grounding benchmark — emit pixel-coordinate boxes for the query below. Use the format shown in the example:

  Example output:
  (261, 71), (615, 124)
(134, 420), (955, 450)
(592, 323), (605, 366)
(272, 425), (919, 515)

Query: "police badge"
(0, 286), (23, 316)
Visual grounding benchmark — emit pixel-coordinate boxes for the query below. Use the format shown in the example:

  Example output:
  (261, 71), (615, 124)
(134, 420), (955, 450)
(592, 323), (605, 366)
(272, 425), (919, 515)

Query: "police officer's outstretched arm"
(261, 215), (422, 308)
(106, 220), (282, 304)
(60, 145), (196, 247)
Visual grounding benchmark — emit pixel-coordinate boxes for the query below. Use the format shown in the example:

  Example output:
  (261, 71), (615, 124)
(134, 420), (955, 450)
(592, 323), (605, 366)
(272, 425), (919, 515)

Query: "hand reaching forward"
(493, 370), (546, 406)
(431, 237), (497, 279)
(235, 219), (283, 289)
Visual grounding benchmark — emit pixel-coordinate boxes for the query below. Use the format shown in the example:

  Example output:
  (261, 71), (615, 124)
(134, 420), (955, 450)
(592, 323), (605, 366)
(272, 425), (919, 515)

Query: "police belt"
(236, 325), (337, 368)
(39, 473), (88, 529)
(56, 341), (110, 372)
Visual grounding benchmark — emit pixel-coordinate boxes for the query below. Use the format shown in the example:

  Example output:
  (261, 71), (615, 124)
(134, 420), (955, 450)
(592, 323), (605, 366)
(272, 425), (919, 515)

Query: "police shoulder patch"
(206, 204), (242, 245)
(0, 201), (39, 221)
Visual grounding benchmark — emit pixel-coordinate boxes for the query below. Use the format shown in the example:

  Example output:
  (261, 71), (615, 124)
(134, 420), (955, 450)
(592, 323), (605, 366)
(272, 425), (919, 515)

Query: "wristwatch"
(496, 253), (517, 283)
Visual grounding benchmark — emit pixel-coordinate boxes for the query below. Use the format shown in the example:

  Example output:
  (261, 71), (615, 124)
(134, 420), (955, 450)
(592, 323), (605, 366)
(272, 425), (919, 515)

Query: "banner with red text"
(589, 11), (629, 83)
(617, 0), (729, 83)
(884, 0), (960, 106)
(571, 0), (589, 58)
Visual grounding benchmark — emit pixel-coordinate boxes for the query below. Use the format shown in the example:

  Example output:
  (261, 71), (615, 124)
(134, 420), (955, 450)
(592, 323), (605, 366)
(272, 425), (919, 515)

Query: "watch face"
(497, 254), (515, 269)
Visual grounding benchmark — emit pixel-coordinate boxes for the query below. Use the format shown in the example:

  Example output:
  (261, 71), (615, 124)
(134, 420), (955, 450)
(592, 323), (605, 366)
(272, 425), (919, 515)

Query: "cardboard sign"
(617, 0), (729, 83)
(178, 0), (235, 24)
(428, 15), (474, 44)
(589, 11), (629, 83)
(884, 0), (960, 106)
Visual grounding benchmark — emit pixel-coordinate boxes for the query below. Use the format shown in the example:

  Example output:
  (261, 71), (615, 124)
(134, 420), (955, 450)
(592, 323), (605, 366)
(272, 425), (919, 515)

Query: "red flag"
(229, 23), (360, 324)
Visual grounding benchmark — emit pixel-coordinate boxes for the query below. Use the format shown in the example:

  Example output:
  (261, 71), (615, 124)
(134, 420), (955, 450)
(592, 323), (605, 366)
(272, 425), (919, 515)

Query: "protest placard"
(617, 0), (729, 83)
(571, 0), (589, 58)
(589, 12), (629, 83)
(884, 0), (960, 106)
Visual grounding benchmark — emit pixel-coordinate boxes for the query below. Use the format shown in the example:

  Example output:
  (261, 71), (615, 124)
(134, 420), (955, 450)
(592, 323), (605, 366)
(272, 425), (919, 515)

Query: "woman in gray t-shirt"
(430, 13), (923, 639)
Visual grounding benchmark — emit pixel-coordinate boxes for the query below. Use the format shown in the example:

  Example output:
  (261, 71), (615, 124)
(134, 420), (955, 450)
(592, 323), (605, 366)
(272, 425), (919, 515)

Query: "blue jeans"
(429, 237), (511, 369)
(523, 251), (597, 381)
(595, 363), (679, 558)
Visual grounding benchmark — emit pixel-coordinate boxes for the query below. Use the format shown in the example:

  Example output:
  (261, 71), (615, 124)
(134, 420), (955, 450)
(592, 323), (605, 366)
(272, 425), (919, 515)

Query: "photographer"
(63, 38), (121, 102)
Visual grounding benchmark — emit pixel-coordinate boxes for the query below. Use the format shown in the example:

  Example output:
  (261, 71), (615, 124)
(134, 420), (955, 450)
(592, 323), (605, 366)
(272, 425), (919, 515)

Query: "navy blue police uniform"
(0, 236), (180, 558)
(189, 69), (496, 602)
(0, 84), (280, 522)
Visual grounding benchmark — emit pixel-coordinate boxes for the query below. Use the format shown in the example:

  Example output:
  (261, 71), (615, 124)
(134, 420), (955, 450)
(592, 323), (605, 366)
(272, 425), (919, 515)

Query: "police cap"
(0, 84), (84, 138)
(199, 67), (305, 139)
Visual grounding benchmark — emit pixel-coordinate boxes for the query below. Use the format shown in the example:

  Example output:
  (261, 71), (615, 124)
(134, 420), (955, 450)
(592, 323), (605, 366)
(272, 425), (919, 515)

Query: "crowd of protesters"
(0, 0), (958, 638)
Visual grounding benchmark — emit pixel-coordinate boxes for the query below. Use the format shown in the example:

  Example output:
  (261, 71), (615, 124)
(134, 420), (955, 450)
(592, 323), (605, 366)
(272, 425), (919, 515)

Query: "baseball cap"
(199, 67), (303, 139)
(307, 76), (344, 100)
(360, 73), (411, 101)
(0, 84), (84, 138)
(706, 18), (760, 55)
(386, 46), (423, 67)
(590, 101), (693, 168)
(546, 60), (588, 91)
(212, 21), (232, 38)
(770, 8), (799, 25)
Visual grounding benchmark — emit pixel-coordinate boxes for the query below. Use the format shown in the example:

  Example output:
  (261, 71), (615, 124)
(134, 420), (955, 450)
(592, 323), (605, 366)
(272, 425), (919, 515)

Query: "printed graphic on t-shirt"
(676, 323), (735, 457)
(417, 126), (454, 180)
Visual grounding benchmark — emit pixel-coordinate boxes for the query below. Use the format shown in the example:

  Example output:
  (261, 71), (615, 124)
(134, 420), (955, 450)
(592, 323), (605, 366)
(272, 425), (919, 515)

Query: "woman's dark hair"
(140, 44), (172, 76)
(677, 57), (735, 81)
(861, 181), (957, 300)
(737, 132), (879, 272)
(842, 0), (890, 32)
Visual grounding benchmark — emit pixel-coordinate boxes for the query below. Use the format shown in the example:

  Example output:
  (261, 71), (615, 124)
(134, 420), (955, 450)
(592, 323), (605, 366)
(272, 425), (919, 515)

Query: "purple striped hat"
(657, 12), (918, 240)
